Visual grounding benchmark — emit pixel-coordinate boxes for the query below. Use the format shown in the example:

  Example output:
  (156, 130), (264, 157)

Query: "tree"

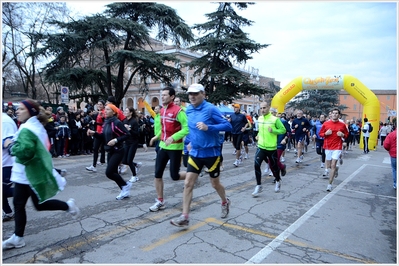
(184, 2), (270, 104)
(38, 2), (194, 106)
(2, 2), (69, 101)
(286, 90), (347, 117)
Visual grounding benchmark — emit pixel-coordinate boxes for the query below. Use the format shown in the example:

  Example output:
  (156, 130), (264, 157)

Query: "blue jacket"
(186, 100), (232, 158)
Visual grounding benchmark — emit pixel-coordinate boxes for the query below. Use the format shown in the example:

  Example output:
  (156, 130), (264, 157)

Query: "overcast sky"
(67, 1), (397, 91)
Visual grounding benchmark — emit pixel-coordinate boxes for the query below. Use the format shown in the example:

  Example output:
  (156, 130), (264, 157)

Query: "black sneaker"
(281, 164), (287, 176)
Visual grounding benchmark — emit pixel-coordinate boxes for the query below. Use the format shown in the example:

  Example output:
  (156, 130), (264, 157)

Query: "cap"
(232, 103), (240, 108)
(107, 96), (116, 104)
(270, 107), (278, 113)
(187, 84), (205, 93)
(7, 102), (12, 105)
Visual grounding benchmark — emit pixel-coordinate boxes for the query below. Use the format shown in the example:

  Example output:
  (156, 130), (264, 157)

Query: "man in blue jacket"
(170, 84), (232, 228)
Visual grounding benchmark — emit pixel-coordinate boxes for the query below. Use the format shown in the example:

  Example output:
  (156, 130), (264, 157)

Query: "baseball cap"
(187, 84), (205, 93)
(232, 103), (240, 108)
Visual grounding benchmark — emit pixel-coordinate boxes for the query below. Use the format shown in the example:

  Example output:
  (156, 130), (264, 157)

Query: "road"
(2, 142), (396, 264)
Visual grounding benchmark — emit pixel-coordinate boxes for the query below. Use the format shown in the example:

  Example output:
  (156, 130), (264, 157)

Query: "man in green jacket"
(253, 101), (287, 196)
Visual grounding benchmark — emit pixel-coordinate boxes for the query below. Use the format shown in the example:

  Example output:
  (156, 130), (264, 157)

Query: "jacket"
(257, 113), (286, 150)
(383, 129), (397, 158)
(186, 100), (232, 158)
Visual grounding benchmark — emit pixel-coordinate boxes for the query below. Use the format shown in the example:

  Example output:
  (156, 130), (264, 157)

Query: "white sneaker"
(280, 156), (285, 162)
(135, 162), (143, 175)
(120, 165), (128, 174)
(244, 153), (248, 159)
(275, 181), (281, 192)
(323, 169), (329, 177)
(295, 157), (302, 163)
(67, 198), (80, 218)
(149, 199), (166, 212)
(269, 172), (273, 176)
(320, 162), (324, 168)
(143, 144), (148, 152)
(2, 234), (25, 250)
(326, 184), (332, 192)
(60, 169), (67, 177)
(233, 159), (239, 167)
(116, 182), (132, 200)
(129, 176), (140, 183)
(86, 165), (97, 172)
(252, 185), (263, 197)
(264, 165), (270, 173)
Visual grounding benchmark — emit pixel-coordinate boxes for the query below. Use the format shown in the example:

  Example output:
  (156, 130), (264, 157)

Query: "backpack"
(368, 123), (373, 133)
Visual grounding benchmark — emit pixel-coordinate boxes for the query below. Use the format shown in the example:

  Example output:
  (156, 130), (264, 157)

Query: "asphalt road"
(2, 141), (396, 264)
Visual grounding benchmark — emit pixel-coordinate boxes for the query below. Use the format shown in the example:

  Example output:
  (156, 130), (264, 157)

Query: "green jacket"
(257, 113), (286, 150)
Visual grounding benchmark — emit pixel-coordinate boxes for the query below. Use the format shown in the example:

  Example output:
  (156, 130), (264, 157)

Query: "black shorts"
(187, 156), (221, 178)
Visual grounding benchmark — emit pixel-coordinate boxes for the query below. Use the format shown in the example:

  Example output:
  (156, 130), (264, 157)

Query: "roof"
(339, 89), (396, 95)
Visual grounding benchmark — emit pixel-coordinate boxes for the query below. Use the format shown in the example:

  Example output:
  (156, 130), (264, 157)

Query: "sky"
(67, 1), (398, 91)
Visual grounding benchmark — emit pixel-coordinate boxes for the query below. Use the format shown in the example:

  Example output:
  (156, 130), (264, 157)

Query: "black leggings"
(123, 142), (139, 176)
(106, 148), (128, 189)
(315, 139), (326, 163)
(13, 183), (68, 237)
(254, 148), (280, 185)
(93, 134), (105, 166)
(3, 166), (13, 214)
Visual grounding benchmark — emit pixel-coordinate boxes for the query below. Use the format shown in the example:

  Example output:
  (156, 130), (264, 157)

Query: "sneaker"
(120, 165), (128, 174)
(149, 199), (165, 212)
(233, 159), (239, 167)
(67, 198), (80, 218)
(320, 162), (324, 168)
(326, 184), (332, 192)
(116, 182), (132, 200)
(323, 169), (329, 177)
(2, 213), (14, 222)
(275, 181), (281, 192)
(170, 215), (189, 227)
(269, 172), (273, 176)
(220, 165), (224, 171)
(232, 150), (237, 155)
(281, 164), (287, 176)
(264, 165), (270, 173)
(244, 153), (248, 159)
(62, 155), (66, 158)
(339, 157), (343, 165)
(280, 156), (285, 162)
(334, 167), (339, 179)
(221, 198), (230, 218)
(300, 155), (304, 160)
(86, 165), (97, 172)
(129, 176), (140, 183)
(97, 162), (103, 166)
(295, 157), (301, 163)
(251, 185), (263, 197)
(2, 234), (25, 250)
(143, 143), (148, 152)
(60, 169), (67, 177)
(135, 162), (143, 175)
(58, 155), (62, 158)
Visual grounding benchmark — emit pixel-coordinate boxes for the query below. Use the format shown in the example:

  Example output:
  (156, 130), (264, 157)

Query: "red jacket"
(383, 129), (397, 158)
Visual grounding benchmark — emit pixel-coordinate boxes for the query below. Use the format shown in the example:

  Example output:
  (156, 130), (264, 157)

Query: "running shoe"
(221, 198), (230, 218)
(251, 185), (262, 197)
(170, 215), (189, 227)
(149, 199), (166, 212)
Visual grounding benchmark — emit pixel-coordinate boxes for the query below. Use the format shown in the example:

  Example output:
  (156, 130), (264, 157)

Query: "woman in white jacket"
(2, 99), (79, 250)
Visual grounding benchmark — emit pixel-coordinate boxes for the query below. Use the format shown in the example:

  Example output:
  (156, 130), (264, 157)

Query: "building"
(339, 89), (397, 123)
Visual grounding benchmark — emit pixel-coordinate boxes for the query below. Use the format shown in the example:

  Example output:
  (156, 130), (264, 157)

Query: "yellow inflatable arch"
(271, 74), (380, 150)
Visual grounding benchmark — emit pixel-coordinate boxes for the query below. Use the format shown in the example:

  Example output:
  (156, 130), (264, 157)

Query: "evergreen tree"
(37, 3), (194, 106)
(286, 90), (347, 116)
(184, 2), (270, 103)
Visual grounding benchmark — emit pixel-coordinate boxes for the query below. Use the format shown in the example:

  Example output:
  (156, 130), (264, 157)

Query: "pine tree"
(184, 2), (270, 103)
(286, 90), (347, 116)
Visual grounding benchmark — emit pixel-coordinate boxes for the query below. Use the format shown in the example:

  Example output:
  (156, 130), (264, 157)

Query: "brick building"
(339, 89), (397, 123)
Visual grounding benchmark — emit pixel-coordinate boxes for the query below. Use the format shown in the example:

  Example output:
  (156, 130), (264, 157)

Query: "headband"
(106, 104), (119, 115)
(21, 100), (39, 117)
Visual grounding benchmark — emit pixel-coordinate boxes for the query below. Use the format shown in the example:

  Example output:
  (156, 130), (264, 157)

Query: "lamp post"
(250, 67), (260, 114)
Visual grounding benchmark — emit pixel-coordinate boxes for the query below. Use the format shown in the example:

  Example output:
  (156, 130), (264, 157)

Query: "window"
(387, 95), (390, 100)
(353, 104), (357, 110)
(344, 95), (347, 100)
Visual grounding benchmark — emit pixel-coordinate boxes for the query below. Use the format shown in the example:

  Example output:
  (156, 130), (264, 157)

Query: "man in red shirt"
(319, 108), (349, 192)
